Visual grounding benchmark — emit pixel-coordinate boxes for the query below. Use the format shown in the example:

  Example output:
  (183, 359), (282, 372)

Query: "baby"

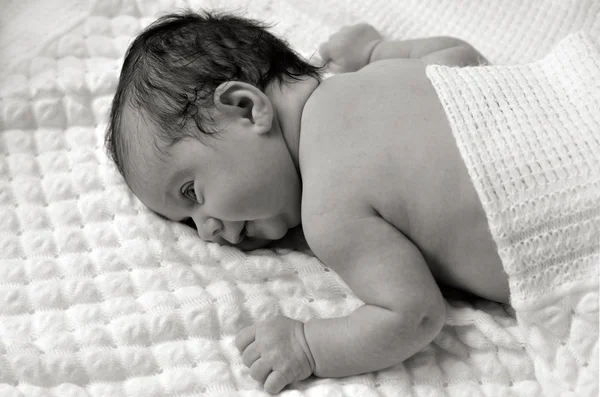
(106, 11), (508, 394)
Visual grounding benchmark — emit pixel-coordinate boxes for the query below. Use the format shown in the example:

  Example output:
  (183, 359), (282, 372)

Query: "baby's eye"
(181, 182), (197, 202)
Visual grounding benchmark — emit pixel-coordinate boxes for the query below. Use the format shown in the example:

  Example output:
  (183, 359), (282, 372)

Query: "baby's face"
(125, 114), (302, 250)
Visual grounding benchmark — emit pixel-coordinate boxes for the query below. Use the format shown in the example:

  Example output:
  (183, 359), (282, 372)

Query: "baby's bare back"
(301, 59), (509, 303)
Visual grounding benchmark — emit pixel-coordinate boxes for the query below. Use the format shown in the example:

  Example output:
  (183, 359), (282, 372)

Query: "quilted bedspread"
(1, 0), (598, 396)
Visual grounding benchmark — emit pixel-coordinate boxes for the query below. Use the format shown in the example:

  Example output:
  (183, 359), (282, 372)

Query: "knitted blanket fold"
(427, 31), (600, 397)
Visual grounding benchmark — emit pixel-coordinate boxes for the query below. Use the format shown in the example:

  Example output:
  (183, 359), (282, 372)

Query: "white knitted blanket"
(0, 1), (598, 396)
(427, 31), (600, 397)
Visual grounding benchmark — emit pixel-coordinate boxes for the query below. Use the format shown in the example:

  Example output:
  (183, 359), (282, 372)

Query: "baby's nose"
(200, 217), (223, 241)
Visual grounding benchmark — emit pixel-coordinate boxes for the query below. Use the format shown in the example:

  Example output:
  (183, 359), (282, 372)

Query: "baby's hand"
(235, 315), (315, 394)
(319, 23), (383, 73)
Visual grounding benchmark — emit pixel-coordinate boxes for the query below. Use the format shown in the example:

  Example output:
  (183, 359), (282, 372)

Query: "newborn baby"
(106, 12), (507, 394)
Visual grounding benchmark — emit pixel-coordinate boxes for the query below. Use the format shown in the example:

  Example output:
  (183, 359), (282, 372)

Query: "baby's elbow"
(385, 297), (446, 360)
(418, 298), (446, 339)
(400, 295), (446, 344)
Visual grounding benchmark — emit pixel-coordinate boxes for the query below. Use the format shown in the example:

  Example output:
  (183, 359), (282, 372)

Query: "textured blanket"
(1, 0), (598, 396)
(428, 31), (600, 397)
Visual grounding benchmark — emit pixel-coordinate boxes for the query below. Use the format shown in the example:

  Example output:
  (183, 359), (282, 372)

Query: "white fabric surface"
(0, 0), (598, 396)
(0, 0), (92, 79)
(428, 31), (600, 397)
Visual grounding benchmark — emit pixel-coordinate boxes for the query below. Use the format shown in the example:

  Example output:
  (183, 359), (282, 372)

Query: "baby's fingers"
(235, 324), (255, 353)
(242, 342), (260, 367)
(264, 370), (291, 395)
(250, 358), (272, 384)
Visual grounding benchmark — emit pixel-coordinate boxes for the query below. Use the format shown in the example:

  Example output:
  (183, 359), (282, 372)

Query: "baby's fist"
(235, 315), (315, 394)
(319, 23), (383, 73)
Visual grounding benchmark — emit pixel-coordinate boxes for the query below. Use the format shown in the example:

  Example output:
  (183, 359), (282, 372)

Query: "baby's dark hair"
(105, 10), (323, 177)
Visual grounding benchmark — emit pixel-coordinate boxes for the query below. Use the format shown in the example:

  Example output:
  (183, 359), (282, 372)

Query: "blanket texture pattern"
(427, 31), (600, 397)
(0, 0), (598, 396)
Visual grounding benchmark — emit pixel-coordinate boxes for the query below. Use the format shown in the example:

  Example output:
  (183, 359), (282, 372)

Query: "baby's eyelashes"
(181, 182), (197, 201)
(181, 182), (203, 203)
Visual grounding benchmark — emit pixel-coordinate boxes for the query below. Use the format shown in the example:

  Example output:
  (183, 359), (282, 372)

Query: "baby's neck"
(266, 75), (320, 173)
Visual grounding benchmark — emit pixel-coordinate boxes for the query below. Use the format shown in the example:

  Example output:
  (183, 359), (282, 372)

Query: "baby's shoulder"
(301, 72), (373, 145)
(303, 58), (427, 121)
(302, 72), (357, 119)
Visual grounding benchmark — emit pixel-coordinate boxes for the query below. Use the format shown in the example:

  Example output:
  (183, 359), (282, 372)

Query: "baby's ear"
(214, 81), (273, 133)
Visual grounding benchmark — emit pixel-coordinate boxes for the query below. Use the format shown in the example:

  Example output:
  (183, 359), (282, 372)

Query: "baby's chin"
(225, 228), (292, 251)
(226, 226), (308, 252)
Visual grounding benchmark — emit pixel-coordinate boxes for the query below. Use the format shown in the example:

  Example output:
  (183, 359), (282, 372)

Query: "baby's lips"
(231, 232), (246, 245)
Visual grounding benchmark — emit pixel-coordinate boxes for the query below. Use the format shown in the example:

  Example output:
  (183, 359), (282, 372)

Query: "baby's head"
(106, 10), (322, 249)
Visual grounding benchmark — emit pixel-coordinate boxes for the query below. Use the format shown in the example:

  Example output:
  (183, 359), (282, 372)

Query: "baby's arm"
(319, 23), (488, 73)
(301, 213), (446, 377)
(235, 212), (446, 392)
(371, 36), (488, 66)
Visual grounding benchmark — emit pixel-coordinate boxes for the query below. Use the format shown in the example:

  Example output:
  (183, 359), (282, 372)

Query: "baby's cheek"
(213, 187), (256, 216)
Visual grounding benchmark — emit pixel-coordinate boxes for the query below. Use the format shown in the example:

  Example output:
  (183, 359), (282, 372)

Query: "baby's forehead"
(122, 104), (163, 148)
(119, 106), (170, 181)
